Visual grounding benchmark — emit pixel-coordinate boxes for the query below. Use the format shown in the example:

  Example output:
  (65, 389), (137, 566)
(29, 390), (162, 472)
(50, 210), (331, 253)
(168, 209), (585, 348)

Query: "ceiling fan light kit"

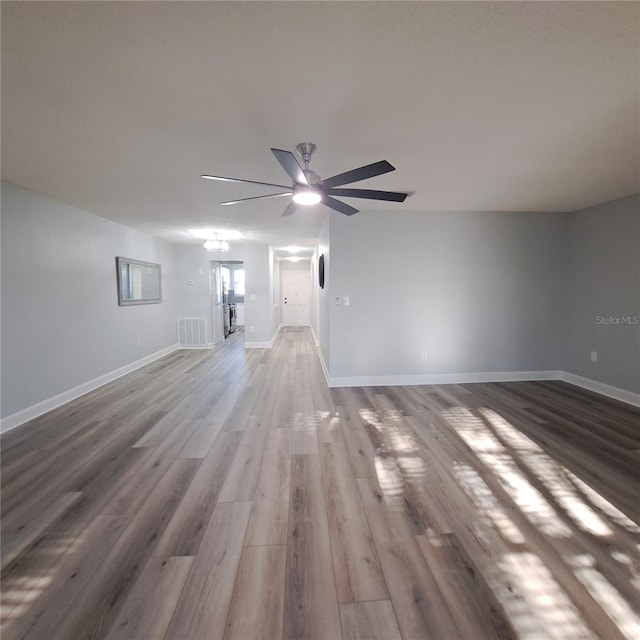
(201, 142), (410, 217)
(292, 189), (322, 206)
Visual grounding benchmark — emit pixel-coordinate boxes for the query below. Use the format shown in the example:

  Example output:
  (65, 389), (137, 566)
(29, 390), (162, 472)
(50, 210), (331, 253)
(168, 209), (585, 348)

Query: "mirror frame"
(318, 254), (325, 289)
(116, 257), (162, 306)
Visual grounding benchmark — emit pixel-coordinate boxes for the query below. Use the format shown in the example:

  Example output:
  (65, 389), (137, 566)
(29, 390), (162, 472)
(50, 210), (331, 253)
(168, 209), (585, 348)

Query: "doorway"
(221, 261), (245, 334)
(209, 261), (225, 344)
(282, 270), (310, 326)
(211, 260), (245, 343)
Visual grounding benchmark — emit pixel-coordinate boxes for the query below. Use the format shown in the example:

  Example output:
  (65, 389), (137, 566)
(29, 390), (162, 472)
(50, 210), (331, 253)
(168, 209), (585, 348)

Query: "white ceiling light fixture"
(190, 228), (243, 240)
(203, 234), (230, 252)
(292, 188), (322, 206)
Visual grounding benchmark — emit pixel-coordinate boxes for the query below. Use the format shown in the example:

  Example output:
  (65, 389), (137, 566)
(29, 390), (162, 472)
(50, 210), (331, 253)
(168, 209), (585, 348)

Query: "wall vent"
(177, 317), (207, 347)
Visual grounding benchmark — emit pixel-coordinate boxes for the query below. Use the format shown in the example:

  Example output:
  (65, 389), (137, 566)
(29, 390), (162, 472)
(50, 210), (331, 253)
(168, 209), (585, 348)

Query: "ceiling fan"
(201, 143), (409, 217)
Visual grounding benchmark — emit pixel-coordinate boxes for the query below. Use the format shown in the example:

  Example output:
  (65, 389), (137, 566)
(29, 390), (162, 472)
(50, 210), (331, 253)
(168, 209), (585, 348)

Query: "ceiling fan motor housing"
(296, 142), (316, 163)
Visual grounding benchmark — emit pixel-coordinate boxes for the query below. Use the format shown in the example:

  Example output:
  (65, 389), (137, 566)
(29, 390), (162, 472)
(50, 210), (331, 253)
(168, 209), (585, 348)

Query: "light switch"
(343, 296), (350, 306)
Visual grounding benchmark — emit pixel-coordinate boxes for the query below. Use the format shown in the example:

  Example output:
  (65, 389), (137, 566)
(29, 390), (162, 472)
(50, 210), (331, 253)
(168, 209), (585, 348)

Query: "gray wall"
(174, 242), (277, 345)
(1, 182), (177, 418)
(328, 210), (565, 379)
(563, 194), (640, 392)
(173, 244), (217, 343)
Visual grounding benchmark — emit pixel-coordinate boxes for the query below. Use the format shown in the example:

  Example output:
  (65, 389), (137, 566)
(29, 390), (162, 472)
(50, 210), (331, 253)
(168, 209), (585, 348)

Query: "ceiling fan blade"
(219, 192), (292, 206)
(201, 174), (290, 190)
(323, 195), (359, 216)
(271, 149), (308, 186)
(282, 201), (299, 217)
(326, 188), (408, 203)
(319, 160), (395, 189)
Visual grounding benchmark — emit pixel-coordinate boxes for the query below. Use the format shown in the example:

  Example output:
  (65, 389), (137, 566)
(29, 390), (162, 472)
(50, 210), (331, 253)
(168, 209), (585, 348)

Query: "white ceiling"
(2, 1), (638, 253)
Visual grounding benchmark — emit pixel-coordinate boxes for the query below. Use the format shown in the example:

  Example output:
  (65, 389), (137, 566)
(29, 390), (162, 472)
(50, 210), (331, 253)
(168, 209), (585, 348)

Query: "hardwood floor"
(2, 327), (639, 639)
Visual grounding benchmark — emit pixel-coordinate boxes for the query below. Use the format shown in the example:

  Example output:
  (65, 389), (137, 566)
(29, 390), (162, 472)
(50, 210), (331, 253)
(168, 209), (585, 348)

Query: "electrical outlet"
(335, 297), (341, 305)
(590, 350), (598, 362)
(137, 337), (142, 346)
(250, 325), (255, 333)
(421, 350), (428, 361)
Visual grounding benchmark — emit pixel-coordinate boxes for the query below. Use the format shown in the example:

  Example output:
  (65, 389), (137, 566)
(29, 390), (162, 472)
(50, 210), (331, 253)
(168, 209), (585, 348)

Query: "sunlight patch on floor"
(481, 409), (613, 537)
(327, 415), (341, 439)
(374, 455), (404, 498)
(395, 453), (428, 483)
(359, 408), (418, 454)
(362, 399), (640, 639)
(453, 462), (526, 545)
(567, 473), (640, 535)
(479, 452), (573, 538)
(444, 406), (623, 539)
(496, 552), (596, 639)
(443, 407), (571, 538)
(609, 551), (640, 591)
(566, 554), (640, 639)
(0, 574), (53, 626)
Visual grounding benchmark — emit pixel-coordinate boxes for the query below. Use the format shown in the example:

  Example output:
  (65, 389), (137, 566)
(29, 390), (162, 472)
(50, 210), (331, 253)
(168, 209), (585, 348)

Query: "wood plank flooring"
(2, 328), (639, 639)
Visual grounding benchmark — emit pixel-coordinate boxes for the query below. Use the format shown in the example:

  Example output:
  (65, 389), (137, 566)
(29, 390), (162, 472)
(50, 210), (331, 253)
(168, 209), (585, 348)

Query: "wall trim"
(310, 326), (320, 348)
(1, 343), (180, 433)
(318, 350), (331, 387)
(326, 369), (559, 388)
(323, 367), (640, 408)
(558, 371), (640, 408)
(4, 357), (635, 435)
(179, 342), (216, 350)
(245, 324), (282, 350)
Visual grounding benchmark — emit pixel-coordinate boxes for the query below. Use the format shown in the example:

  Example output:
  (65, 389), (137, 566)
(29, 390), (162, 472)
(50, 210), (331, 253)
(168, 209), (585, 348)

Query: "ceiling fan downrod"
(296, 142), (316, 182)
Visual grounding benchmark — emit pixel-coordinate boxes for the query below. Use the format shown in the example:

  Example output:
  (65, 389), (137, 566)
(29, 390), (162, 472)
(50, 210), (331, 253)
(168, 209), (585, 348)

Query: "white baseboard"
(318, 350), (331, 386)
(326, 370), (559, 389)
(245, 324), (282, 349)
(0, 344), (180, 433)
(322, 366), (640, 408)
(558, 371), (640, 408)
(310, 326), (320, 348)
(5, 354), (635, 436)
(179, 342), (215, 350)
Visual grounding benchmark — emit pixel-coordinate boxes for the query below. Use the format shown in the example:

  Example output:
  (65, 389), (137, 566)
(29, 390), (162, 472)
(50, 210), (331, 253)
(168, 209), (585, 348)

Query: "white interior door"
(210, 262), (224, 344)
(282, 270), (310, 326)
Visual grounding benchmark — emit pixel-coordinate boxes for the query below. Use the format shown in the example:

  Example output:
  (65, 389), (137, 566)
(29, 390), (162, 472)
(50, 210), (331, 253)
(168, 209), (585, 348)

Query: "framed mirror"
(116, 257), (162, 306)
